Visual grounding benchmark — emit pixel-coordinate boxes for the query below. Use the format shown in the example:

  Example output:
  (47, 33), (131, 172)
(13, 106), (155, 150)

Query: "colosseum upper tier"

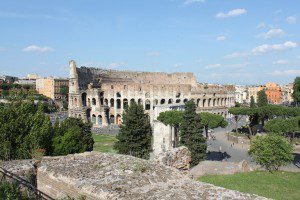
(68, 60), (235, 126)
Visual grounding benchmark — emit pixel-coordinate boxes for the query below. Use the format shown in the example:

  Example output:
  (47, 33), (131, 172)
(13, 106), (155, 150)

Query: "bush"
(249, 134), (294, 171)
(0, 181), (35, 200)
(52, 118), (94, 156)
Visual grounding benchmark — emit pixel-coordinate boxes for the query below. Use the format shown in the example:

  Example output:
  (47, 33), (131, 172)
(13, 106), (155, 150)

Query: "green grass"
(92, 134), (118, 153)
(199, 171), (300, 200)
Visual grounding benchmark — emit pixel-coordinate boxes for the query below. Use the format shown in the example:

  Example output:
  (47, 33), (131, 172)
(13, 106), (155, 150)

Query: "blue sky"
(0, 0), (299, 85)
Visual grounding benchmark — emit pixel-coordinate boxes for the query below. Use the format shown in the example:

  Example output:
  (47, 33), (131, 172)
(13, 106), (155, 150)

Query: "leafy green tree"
(180, 100), (206, 166)
(0, 102), (53, 160)
(265, 116), (300, 141)
(292, 77), (300, 105)
(53, 118), (94, 155)
(249, 134), (293, 171)
(235, 102), (241, 107)
(257, 90), (268, 107)
(114, 102), (152, 159)
(157, 110), (183, 147)
(199, 112), (228, 138)
(250, 96), (256, 108)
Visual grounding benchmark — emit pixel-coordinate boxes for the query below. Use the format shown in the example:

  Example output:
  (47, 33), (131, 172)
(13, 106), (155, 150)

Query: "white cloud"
(205, 63), (221, 69)
(216, 36), (226, 41)
(216, 8), (247, 18)
(286, 16), (297, 24)
(269, 69), (300, 76)
(174, 63), (186, 68)
(147, 51), (160, 56)
(258, 28), (285, 39)
(108, 62), (127, 69)
(252, 41), (297, 55)
(22, 45), (53, 53)
(223, 52), (248, 59)
(256, 22), (266, 29)
(273, 60), (289, 65)
(183, 0), (205, 5)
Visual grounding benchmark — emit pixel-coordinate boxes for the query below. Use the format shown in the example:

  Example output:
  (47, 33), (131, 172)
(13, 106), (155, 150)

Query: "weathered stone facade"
(68, 60), (235, 126)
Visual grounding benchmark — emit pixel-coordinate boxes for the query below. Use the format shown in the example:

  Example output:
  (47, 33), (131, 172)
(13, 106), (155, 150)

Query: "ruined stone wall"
(35, 152), (267, 200)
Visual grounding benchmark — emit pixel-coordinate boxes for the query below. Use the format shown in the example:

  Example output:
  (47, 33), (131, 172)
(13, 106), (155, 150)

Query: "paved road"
(206, 117), (254, 163)
(205, 118), (300, 172)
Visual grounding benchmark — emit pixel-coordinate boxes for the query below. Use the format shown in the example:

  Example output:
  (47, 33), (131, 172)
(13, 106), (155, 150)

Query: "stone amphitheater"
(68, 60), (235, 127)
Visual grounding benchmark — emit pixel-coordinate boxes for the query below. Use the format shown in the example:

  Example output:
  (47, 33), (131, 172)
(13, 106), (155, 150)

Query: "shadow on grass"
(293, 153), (300, 168)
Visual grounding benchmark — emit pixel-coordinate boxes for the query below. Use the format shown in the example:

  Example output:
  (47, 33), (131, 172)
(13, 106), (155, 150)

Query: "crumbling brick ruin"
(68, 60), (235, 126)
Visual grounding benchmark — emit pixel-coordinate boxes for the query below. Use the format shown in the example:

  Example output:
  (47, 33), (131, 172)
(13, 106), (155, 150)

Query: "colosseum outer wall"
(68, 60), (235, 127)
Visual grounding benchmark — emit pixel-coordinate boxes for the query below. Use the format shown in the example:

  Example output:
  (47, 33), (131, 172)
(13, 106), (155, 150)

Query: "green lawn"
(199, 171), (300, 200)
(93, 134), (118, 153)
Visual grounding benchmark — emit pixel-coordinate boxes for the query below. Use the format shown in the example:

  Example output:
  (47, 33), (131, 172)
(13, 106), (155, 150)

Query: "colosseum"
(68, 60), (235, 126)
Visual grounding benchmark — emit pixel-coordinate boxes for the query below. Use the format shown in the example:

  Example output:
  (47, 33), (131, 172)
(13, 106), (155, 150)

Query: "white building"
(235, 85), (248, 104)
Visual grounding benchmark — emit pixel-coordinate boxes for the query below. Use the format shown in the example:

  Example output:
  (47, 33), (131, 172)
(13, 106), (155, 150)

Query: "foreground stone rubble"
(2, 152), (268, 200)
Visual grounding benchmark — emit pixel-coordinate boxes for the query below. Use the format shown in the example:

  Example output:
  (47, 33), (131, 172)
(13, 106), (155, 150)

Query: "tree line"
(0, 101), (94, 161)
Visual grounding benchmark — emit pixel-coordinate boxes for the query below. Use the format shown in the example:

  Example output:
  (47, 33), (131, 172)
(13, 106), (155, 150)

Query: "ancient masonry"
(2, 152), (268, 200)
(68, 60), (235, 126)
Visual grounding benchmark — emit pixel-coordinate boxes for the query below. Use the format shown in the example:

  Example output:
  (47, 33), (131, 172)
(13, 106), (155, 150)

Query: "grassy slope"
(93, 134), (118, 153)
(199, 171), (300, 200)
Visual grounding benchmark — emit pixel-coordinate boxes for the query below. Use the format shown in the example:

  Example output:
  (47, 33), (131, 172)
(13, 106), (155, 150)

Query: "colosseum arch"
(183, 98), (188, 103)
(110, 98), (114, 107)
(110, 115), (115, 124)
(92, 114), (96, 124)
(202, 99), (206, 107)
(208, 98), (211, 107)
(104, 98), (108, 106)
(138, 98), (143, 105)
(81, 93), (87, 107)
(92, 98), (96, 106)
(160, 99), (166, 104)
(116, 114), (122, 125)
(213, 99), (216, 106)
(130, 98), (135, 105)
(168, 99), (173, 104)
(153, 99), (158, 106)
(116, 99), (121, 109)
(123, 98), (128, 109)
(176, 99), (181, 103)
(98, 115), (102, 125)
(145, 99), (151, 110)
(197, 99), (200, 107)
(116, 92), (121, 98)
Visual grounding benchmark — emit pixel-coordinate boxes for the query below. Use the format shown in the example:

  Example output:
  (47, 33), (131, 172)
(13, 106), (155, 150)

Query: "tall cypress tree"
(292, 77), (300, 106)
(250, 96), (256, 108)
(114, 102), (152, 159)
(257, 90), (268, 107)
(180, 100), (206, 166)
